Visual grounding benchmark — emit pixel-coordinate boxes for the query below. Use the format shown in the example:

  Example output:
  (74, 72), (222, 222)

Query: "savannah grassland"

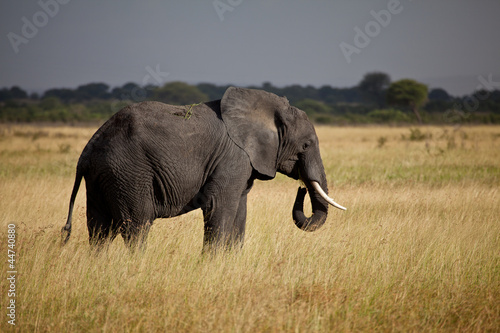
(0, 124), (499, 332)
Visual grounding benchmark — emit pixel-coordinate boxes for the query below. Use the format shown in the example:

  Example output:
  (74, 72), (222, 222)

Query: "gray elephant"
(61, 87), (345, 252)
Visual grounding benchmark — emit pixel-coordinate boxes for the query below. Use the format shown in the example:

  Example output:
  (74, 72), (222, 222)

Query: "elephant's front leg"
(228, 192), (248, 248)
(202, 192), (248, 253)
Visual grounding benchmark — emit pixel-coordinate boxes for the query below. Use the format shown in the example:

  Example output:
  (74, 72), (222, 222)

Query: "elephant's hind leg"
(120, 221), (152, 252)
(87, 204), (118, 250)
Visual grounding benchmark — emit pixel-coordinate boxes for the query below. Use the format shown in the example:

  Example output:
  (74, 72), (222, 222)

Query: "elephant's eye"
(302, 142), (311, 151)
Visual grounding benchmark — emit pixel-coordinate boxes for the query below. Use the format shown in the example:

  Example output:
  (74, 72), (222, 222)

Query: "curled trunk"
(292, 185), (329, 232)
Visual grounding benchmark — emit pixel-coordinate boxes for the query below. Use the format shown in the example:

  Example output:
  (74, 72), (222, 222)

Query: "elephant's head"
(221, 87), (346, 232)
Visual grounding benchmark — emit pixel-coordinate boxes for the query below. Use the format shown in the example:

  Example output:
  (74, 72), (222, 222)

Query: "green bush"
(314, 115), (336, 124)
(367, 109), (411, 123)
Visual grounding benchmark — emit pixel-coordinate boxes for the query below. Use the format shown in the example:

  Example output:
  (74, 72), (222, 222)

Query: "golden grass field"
(0, 124), (499, 332)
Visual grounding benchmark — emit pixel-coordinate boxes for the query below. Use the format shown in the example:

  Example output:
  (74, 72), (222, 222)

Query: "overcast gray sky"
(1, 0), (499, 96)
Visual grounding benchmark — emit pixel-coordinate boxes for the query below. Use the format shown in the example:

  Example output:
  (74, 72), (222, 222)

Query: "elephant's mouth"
(278, 160), (301, 180)
(289, 164), (300, 180)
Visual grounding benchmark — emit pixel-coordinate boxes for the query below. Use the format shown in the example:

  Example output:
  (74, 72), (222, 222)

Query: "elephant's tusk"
(311, 181), (347, 211)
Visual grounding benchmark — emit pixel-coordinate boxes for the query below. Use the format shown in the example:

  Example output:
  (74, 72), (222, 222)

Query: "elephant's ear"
(221, 87), (288, 179)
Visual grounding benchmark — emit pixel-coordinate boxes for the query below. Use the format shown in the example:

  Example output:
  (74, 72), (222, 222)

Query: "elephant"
(61, 87), (346, 252)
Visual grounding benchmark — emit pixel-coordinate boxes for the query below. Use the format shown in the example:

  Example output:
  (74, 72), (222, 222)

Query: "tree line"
(1, 72), (499, 124)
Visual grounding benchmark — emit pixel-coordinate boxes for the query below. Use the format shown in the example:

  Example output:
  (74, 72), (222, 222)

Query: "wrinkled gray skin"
(61, 87), (334, 252)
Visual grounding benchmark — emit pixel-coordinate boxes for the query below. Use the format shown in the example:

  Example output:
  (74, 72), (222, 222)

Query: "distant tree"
(294, 99), (332, 117)
(154, 82), (208, 105)
(280, 84), (318, 103)
(39, 96), (63, 110)
(491, 90), (500, 101)
(111, 87), (124, 99)
(76, 83), (111, 100)
(317, 85), (337, 103)
(428, 88), (451, 101)
(261, 81), (279, 94)
(122, 82), (140, 92)
(197, 83), (229, 101)
(111, 82), (142, 100)
(358, 72), (391, 107)
(9, 86), (28, 99)
(358, 72), (391, 94)
(317, 85), (363, 104)
(43, 88), (77, 103)
(338, 87), (363, 104)
(0, 88), (10, 101)
(425, 88), (453, 113)
(387, 79), (428, 124)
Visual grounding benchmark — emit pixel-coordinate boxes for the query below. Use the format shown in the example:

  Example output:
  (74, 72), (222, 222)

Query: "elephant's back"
(78, 99), (227, 187)
(82, 100), (222, 151)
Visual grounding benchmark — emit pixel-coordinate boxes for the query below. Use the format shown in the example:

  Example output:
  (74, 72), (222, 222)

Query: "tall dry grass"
(0, 124), (499, 332)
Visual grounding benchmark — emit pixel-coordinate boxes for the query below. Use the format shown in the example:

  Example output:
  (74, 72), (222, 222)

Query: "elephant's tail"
(61, 168), (83, 245)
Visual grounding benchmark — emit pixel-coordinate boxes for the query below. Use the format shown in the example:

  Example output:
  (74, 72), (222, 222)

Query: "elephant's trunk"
(292, 180), (346, 232)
